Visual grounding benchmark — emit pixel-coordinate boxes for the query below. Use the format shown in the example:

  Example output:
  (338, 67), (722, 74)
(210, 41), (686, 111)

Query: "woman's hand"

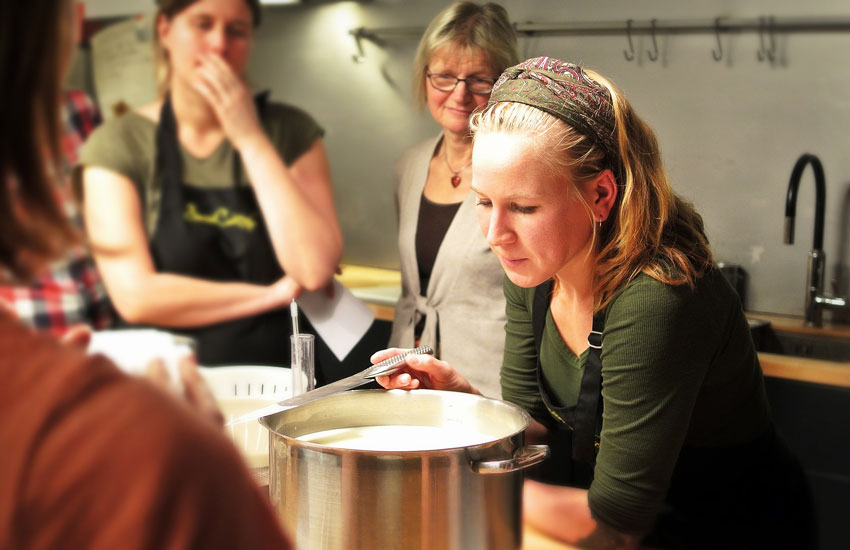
(371, 348), (480, 395)
(267, 275), (302, 309)
(146, 355), (224, 428)
(192, 52), (263, 150)
(60, 324), (93, 351)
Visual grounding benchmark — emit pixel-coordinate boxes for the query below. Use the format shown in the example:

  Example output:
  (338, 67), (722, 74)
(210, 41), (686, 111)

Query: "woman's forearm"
(237, 135), (342, 290)
(106, 271), (297, 328)
(523, 480), (640, 550)
(524, 418), (553, 445)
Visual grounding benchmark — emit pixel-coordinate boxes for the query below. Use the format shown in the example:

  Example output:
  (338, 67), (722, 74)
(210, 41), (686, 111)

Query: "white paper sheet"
(295, 279), (375, 361)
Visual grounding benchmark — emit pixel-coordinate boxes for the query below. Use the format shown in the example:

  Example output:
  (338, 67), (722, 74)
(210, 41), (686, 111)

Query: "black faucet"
(784, 153), (825, 250)
(784, 153), (846, 326)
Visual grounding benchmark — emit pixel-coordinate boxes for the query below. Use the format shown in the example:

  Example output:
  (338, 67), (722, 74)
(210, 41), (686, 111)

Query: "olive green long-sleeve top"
(500, 268), (771, 534)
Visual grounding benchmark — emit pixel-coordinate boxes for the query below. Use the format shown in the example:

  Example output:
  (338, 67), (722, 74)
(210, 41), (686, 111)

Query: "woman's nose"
(206, 27), (227, 54)
(450, 80), (473, 102)
(486, 209), (514, 247)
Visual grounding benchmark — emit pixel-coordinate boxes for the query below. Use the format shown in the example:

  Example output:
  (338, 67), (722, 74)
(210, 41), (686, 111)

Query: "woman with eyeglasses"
(389, 1), (518, 398)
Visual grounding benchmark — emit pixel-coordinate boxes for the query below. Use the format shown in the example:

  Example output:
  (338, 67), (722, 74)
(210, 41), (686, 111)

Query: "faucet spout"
(784, 153), (826, 250)
(783, 153), (839, 327)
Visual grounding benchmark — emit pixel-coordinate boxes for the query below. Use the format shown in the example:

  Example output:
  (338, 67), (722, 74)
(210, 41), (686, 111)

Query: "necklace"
(443, 145), (471, 188)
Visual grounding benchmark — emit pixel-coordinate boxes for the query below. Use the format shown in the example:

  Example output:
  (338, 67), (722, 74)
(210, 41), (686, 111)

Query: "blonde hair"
(412, 2), (518, 108)
(470, 70), (713, 312)
(153, 0), (261, 97)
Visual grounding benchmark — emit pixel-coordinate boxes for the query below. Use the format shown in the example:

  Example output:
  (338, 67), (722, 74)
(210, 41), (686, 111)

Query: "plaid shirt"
(0, 90), (113, 336)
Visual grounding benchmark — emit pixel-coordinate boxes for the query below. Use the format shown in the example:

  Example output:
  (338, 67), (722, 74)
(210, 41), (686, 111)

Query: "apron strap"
(573, 312), (604, 463)
(155, 95), (182, 194)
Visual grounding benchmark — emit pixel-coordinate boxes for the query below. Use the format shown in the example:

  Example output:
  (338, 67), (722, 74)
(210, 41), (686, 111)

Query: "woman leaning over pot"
(390, 1), (517, 398)
(376, 57), (814, 549)
(78, 0), (342, 369)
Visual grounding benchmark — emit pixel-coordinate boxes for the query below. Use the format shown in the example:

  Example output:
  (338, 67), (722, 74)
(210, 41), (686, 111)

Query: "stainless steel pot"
(261, 389), (549, 550)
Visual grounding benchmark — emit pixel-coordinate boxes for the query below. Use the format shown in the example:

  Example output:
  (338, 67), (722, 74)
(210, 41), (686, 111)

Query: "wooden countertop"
(336, 264), (400, 322)
(758, 352), (850, 388)
(746, 311), (850, 339)
(747, 311), (850, 388)
(522, 524), (579, 549)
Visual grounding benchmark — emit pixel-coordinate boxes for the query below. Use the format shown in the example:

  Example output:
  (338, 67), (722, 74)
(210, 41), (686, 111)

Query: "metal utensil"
(226, 346), (433, 425)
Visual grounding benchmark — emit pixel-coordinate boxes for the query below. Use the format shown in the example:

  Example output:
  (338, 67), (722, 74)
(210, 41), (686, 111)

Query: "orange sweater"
(0, 312), (291, 549)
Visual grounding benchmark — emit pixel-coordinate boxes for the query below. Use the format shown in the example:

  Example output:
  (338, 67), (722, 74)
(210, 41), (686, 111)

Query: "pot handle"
(473, 445), (550, 474)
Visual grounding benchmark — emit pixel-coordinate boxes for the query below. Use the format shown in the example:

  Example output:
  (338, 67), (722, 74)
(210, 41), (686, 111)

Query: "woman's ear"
(591, 169), (618, 222)
(156, 13), (172, 45)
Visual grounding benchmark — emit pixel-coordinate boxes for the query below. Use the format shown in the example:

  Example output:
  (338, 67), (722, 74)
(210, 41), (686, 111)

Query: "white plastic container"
(199, 366), (293, 469)
(88, 329), (195, 390)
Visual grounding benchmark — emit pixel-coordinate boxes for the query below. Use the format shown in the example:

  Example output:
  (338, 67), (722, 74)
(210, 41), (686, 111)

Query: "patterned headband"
(490, 57), (617, 160)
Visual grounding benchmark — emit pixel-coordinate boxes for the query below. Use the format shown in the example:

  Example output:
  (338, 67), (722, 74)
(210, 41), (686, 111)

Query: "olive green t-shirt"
(501, 268), (771, 534)
(78, 102), (323, 236)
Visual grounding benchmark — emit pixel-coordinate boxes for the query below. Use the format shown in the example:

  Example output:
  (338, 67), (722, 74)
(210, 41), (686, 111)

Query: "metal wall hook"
(623, 19), (635, 61)
(647, 18), (659, 61)
(350, 28), (366, 63)
(712, 17), (724, 62)
(767, 16), (777, 61)
(757, 16), (777, 62)
(348, 27), (387, 63)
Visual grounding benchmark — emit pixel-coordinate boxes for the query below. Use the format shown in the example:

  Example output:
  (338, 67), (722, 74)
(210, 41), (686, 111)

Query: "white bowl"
(88, 329), (194, 380)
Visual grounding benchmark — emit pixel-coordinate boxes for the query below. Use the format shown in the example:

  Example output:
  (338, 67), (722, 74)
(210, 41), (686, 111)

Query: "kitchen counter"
(746, 311), (850, 339)
(757, 352), (850, 388)
(747, 312), (850, 388)
(336, 264), (400, 322)
(522, 524), (579, 549)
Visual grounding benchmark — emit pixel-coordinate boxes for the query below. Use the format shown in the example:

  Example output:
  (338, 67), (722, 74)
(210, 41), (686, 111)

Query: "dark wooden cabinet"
(764, 377), (850, 550)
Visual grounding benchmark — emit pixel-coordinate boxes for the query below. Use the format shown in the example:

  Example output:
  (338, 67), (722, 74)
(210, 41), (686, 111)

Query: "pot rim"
(260, 388), (533, 455)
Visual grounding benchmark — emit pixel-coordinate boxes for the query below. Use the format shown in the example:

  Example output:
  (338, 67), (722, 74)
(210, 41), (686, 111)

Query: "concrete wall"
(79, 0), (850, 317)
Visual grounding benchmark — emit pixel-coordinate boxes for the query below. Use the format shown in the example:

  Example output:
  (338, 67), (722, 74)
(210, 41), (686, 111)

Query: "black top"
(414, 194), (461, 296)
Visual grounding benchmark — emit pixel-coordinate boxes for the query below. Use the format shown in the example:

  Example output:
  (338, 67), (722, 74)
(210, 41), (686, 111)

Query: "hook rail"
(511, 16), (850, 36)
(350, 15), (850, 62)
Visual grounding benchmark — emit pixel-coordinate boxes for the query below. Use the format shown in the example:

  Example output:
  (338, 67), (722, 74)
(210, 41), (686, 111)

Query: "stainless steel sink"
(752, 323), (850, 362)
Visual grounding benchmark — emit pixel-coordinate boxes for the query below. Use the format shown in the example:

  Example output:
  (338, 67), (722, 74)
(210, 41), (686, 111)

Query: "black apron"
(529, 279), (815, 548)
(530, 279), (602, 488)
(147, 94), (290, 367)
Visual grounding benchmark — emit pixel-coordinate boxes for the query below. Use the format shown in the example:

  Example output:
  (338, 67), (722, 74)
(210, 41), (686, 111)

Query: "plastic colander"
(199, 366), (293, 469)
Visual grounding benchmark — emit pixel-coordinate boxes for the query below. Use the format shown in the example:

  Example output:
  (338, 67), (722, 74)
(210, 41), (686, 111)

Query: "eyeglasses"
(426, 72), (496, 95)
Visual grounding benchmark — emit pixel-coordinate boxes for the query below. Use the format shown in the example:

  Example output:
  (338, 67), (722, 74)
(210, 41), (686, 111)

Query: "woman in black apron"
(150, 92), (294, 366)
(79, 0), (345, 377)
(374, 57), (815, 549)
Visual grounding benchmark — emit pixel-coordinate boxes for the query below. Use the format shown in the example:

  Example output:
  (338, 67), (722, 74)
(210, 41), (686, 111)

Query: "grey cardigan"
(389, 135), (506, 398)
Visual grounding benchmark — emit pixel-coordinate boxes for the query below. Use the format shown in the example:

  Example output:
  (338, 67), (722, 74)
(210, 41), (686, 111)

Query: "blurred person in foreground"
(390, 1), (517, 398)
(0, 1), (292, 548)
(375, 57), (814, 549)
(78, 0), (344, 376)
